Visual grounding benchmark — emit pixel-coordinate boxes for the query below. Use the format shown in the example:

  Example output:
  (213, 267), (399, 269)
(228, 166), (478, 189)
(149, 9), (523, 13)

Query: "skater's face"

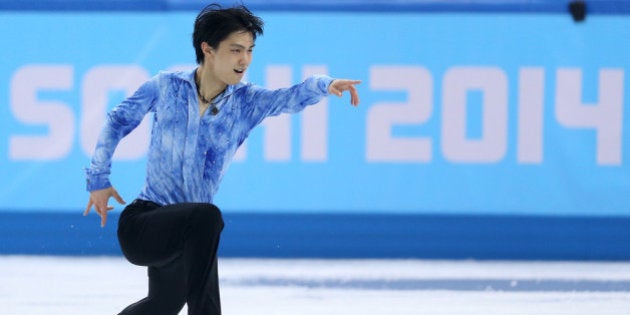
(202, 31), (254, 86)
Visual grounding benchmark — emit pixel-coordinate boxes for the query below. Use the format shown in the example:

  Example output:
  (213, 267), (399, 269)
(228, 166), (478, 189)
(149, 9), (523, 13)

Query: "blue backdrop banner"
(1, 11), (629, 219)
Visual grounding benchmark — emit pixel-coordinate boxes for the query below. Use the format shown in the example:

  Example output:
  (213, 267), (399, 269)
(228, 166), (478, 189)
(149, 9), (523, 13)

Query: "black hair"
(192, 3), (264, 64)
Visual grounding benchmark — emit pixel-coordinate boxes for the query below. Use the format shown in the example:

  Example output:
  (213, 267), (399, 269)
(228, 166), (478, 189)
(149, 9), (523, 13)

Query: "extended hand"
(84, 187), (126, 227)
(329, 79), (361, 106)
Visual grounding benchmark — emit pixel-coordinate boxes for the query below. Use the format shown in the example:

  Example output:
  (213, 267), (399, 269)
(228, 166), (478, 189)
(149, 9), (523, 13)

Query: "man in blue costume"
(83, 3), (360, 315)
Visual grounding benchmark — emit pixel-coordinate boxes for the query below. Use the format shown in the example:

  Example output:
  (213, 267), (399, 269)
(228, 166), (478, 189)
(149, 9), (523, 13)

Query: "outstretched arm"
(328, 79), (361, 106)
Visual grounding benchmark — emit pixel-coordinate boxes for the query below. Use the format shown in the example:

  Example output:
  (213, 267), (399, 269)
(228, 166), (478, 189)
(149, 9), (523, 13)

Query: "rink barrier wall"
(2, 212), (629, 260)
(1, 3), (629, 261)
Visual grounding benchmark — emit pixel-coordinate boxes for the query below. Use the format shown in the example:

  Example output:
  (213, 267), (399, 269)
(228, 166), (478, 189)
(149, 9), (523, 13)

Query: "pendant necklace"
(195, 76), (219, 115)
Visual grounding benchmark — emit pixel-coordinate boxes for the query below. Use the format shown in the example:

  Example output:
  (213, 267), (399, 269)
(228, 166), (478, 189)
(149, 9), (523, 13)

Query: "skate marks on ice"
(221, 258), (630, 292)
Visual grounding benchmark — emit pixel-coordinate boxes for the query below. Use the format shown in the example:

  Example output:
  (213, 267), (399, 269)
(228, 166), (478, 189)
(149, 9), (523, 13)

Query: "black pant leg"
(117, 200), (224, 315)
(178, 203), (223, 315)
(118, 259), (187, 315)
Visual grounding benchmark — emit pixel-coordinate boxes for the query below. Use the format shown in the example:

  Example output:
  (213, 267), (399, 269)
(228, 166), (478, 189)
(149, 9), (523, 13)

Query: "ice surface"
(1, 256), (630, 315)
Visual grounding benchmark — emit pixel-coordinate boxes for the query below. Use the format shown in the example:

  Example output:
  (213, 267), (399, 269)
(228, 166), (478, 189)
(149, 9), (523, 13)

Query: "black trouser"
(117, 199), (224, 315)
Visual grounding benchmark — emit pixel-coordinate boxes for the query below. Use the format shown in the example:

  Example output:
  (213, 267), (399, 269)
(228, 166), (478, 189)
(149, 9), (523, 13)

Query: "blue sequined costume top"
(86, 69), (333, 205)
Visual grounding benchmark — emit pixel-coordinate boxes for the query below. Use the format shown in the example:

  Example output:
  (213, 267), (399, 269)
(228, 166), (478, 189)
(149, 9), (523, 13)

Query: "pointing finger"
(350, 85), (360, 106)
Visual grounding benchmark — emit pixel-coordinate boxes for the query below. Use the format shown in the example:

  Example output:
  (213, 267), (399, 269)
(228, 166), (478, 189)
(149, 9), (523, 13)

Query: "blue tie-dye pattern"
(86, 69), (333, 205)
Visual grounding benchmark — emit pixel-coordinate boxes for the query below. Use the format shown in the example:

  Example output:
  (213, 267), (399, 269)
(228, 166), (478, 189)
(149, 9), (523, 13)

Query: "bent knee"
(192, 203), (224, 231)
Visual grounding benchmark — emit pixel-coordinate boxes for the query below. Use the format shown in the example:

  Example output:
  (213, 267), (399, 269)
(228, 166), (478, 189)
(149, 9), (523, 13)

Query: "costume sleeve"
(85, 76), (159, 191)
(242, 75), (334, 126)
